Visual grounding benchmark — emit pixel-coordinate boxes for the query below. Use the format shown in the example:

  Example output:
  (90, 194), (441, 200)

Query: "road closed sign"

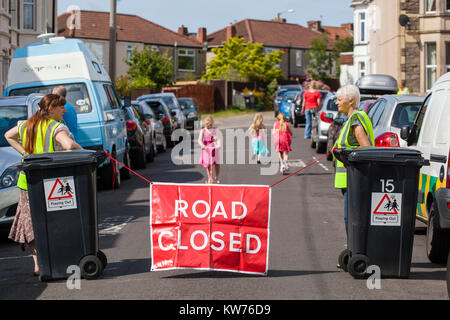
(43, 176), (77, 212)
(370, 192), (402, 226)
(150, 183), (271, 274)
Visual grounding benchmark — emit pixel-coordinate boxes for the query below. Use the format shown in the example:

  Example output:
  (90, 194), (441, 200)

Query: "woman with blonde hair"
(273, 112), (293, 174)
(198, 115), (221, 183)
(248, 113), (269, 164)
(4, 94), (82, 276)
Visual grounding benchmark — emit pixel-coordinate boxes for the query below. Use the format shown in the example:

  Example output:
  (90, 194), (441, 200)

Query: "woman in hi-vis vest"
(4, 94), (82, 276)
(333, 85), (374, 268)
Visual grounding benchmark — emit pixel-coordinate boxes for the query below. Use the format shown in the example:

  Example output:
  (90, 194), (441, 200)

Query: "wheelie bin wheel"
(338, 249), (350, 272)
(97, 250), (108, 270)
(348, 254), (369, 279)
(79, 255), (103, 280)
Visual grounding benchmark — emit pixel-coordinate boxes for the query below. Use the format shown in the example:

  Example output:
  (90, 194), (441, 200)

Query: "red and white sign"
(150, 183), (271, 274)
(43, 176), (77, 212)
(370, 192), (402, 226)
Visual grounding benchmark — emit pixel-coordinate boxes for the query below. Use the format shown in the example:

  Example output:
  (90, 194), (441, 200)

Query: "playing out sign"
(150, 183), (271, 274)
(43, 176), (77, 212)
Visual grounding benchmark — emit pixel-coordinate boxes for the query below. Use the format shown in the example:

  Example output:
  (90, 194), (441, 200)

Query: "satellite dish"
(399, 14), (411, 27)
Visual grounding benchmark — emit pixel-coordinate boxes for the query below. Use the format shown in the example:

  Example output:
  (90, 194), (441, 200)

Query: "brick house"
(57, 10), (206, 82)
(205, 18), (353, 82)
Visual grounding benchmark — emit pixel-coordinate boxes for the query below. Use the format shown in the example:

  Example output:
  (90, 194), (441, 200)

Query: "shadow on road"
(163, 269), (338, 279)
(102, 258), (150, 278)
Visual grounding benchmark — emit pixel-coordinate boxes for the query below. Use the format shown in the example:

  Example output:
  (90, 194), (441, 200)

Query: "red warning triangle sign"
(373, 194), (399, 215)
(47, 179), (73, 200)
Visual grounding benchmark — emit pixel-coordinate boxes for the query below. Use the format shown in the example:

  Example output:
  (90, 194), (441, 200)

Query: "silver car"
(137, 93), (186, 129)
(0, 95), (42, 225)
(311, 93), (339, 153)
(367, 94), (425, 147)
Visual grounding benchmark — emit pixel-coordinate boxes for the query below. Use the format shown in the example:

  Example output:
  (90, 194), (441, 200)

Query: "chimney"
(178, 25), (188, 36)
(307, 20), (322, 32)
(198, 27), (207, 44)
(341, 23), (354, 32)
(226, 25), (236, 40)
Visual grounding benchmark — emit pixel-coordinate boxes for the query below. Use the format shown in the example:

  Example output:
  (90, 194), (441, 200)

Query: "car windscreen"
(326, 99), (338, 111)
(283, 92), (297, 102)
(390, 103), (421, 128)
(161, 97), (178, 109)
(0, 105), (27, 147)
(9, 83), (92, 114)
(145, 101), (167, 116)
(178, 99), (196, 110)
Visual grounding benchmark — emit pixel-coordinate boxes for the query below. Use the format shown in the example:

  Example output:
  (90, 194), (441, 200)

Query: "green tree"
(306, 34), (334, 81)
(202, 37), (284, 84)
(332, 37), (354, 79)
(125, 46), (174, 90)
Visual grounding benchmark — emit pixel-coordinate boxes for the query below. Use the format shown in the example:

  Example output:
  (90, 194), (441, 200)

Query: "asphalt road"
(0, 112), (447, 301)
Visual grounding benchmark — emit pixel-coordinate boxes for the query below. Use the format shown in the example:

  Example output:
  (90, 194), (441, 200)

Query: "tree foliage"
(125, 46), (174, 90)
(202, 37), (284, 84)
(306, 34), (334, 81)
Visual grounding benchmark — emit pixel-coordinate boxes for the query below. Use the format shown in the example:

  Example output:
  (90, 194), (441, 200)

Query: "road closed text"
(150, 184), (271, 274)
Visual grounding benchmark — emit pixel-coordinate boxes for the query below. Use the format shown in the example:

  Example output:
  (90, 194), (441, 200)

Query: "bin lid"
(340, 147), (426, 166)
(20, 150), (105, 171)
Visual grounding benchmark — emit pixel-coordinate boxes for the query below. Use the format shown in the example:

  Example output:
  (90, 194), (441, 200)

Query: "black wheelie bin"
(334, 147), (427, 279)
(19, 150), (107, 281)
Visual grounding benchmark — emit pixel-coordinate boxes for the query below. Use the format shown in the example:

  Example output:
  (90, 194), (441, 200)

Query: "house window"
(359, 12), (366, 43)
(446, 42), (450, 72)
(359, 61), (366, 77)
(23, 0), (35, 30)
(425, 42), (437, 90)
(151, 45), (159, 52)
(126, 45), (133, 62)
(425, 0), (436, 12)
(9, 0), (18, 29)
(296, 50), (302, 67)
(178, 49), (195, 72)
(446, 0), (450, 11)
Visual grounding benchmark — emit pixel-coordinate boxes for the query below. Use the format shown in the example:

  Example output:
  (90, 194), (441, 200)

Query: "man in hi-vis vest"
(333, 85), (375, 246)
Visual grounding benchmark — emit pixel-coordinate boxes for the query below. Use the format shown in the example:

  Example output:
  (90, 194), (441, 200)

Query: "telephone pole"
(109, 0), (117, 82)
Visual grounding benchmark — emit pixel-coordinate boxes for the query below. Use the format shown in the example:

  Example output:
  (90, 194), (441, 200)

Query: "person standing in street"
(4, 94), (82, 276)
(248, 113), (269, 164)
(52, 86), (79, 143)
(300, 81), (322, 139)
(198, 115), (221, 184)
(397, 80), (411, 95)
(333, 85), (375, 261)
(273, 113), (293, 174)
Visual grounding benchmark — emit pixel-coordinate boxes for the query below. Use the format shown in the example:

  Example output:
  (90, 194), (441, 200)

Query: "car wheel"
(120, 146), (131, 180)
(101, 151), (121, 190)
(133, 144), (147, 169)
(316, 141), (327, 154)
(426, 201), (450, 264)
(147, 137), (155, 163)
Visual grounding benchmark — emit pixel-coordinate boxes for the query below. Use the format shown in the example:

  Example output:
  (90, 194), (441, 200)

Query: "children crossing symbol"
(43, 176), (77, 212)
(370, 192), (402, 226)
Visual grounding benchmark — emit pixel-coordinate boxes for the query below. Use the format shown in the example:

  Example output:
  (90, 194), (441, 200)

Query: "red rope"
(269, 152), (332, 188)
(105, 151), (153, 184)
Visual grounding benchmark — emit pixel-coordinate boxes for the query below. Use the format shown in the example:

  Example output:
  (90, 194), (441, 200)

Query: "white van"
(4, 35), (128, 190)
(401, 73), (450, 264)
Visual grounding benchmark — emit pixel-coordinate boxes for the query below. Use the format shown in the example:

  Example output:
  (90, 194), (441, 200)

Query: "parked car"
(138, 98), (176, 147)
(122, 104), (155, 169)
(359, 98), (377, 113)
(5, 37), (128, 190)
(367, 95), (424, 147)
(326, 112), (348, 162)
(400, 72), (450, 264)
(310, 93), (339, 153)
(137, 93), (186, 129)
(132, 101), (167, 153)
(273, 85), (302, 117)
(178, 97), (200, 130)
(279, 90), (299, 120)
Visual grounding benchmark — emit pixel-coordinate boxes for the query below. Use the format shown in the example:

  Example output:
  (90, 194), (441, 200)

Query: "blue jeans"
(343, 189), (348, 235)
(304, 109), (315, 139)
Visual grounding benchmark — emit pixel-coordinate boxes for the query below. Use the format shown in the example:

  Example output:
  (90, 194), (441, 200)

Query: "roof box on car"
(355, 74), (398, 95)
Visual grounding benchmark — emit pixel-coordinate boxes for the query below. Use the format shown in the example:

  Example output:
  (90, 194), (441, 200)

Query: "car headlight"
(0, 165), (19, 189)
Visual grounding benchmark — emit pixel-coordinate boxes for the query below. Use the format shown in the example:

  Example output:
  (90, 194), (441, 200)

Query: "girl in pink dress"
(273, 113), (293, 174)
(198, 115), (221, 184)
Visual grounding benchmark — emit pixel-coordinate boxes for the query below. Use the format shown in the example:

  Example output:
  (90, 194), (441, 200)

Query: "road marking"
(312, 156), (330, 172)
(0, 255), (32, 261)
(287, 159), (306, 167)
(99, 216), (134, 236)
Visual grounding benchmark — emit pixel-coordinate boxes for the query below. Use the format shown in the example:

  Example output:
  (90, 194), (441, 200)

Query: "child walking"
(198, 115), (221, 184)
(273, 113), (293, 174)
(248, 113), (269, 164)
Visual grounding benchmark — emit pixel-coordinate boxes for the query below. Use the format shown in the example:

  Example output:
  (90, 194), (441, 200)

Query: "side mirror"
(400, 125), (410, 141)
(123, 96), (131, 108)
(325, 113), (334, 120)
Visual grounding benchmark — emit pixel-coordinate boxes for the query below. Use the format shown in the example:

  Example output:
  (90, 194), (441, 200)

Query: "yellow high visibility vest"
(333, 110), (375, 189)
(17, 119), (61, 190)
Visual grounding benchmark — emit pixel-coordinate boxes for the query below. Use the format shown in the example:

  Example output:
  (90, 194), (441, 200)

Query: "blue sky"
(58, 0), (354, 34)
